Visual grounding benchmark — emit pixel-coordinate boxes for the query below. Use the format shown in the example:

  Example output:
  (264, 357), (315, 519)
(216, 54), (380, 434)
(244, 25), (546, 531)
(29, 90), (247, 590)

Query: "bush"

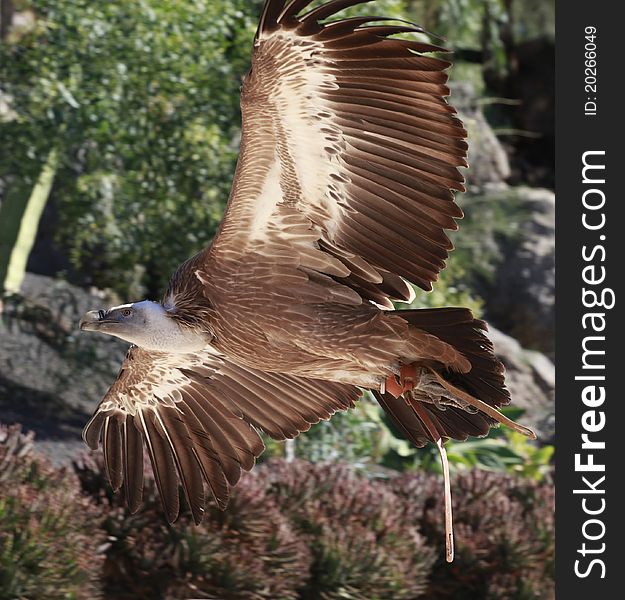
(0, 424), (105, 600)
(1, 422), (554, 599)
(391, 469), (555, 600)
(75, 455), (310, 600)
(262, 460), (435, 600)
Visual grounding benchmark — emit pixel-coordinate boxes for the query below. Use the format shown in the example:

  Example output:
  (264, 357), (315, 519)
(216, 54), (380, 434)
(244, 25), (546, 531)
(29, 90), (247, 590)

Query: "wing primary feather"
(258, 0), (287, 36)
(207, 374), (302, 439)
(185, 382), (265, 462)
(315, 16), (382, 39)
(154, 408), (206, 525)
(192, 448), (230, 510)
(279, 0), (314, 22)
(103, 415), (123, 492)
(301, 0), (376, 23)
(122, 415), (144, 514)
(178, 397), (244, 487)
(221, 365), (320, 424)
(82, 411), (107, 450)
(358, 27), (441, 44)
(136, 410), (180, 524)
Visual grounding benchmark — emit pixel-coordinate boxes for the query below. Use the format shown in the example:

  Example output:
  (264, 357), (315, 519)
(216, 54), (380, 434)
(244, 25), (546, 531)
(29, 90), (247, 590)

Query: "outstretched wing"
(210, 0), (467, 307)
(83, 346), (360, 523)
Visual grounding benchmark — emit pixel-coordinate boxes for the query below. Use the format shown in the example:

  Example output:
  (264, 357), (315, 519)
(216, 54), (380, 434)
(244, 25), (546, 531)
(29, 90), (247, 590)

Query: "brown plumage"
(79, 0), (535, 561)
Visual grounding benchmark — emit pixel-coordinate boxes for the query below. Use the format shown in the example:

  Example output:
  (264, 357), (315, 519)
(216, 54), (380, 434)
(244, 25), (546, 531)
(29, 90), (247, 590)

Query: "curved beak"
(79, 310), (107, 331)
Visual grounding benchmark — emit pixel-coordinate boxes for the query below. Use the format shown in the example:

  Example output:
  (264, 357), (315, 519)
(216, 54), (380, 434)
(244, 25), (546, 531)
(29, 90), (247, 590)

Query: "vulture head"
(79, 300), (209, 353)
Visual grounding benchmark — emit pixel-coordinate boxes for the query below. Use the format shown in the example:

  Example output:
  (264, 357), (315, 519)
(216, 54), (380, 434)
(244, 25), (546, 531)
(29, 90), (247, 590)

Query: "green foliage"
(443, 430), (553, 481)
(0, 149), (59, 294)
(1, 0), (262, 297)
(405, 0), (555, 102)
(402, 409), (553, 482)
(0, 424), (105, 600)
(448, 188), (533, 288)
(392, 469), (555, 599)
(267, 398), (552, 485)
(407, 0), (555, 52)
(405, 259), (484, 316)
(400, 194), (505, 317)
(277, 392), (414, 467)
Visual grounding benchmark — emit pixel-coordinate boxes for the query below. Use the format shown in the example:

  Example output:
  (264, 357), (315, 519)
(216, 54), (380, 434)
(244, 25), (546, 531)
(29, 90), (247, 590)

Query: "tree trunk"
(500, 0), (519, 80)
(1, 0), (15, 40)
(0, 149), (58, 294)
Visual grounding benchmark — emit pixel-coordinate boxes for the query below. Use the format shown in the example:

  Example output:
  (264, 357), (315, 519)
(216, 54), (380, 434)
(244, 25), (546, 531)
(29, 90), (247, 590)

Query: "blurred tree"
(0, 0), (407, 298)
(1, 0), (15, 40)
(1, 0), (264, 297)
(406, 0), (555, 185)
(407, 0), (554, 59)
(0, 149), (57, 293)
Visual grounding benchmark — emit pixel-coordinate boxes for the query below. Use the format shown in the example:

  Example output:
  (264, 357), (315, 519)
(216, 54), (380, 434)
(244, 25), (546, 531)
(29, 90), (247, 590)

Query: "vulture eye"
(121, 308), (132, 317)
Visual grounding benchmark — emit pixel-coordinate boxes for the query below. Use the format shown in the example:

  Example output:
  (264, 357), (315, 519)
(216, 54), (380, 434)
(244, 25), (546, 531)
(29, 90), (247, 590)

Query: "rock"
(490, 327), (554, 443)
(451, 82), (511, 192)
(485, 187), (555, 357)
(495, 38), (555, 189)
(1, 274), (555, 462)
(0, 273), (128, 463)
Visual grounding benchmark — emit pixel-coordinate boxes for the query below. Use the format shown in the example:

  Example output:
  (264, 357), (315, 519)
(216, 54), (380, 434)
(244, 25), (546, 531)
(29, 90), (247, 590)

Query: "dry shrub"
(262, 459), (435, 600)
(75, 455), (310, 600)
(391, 469), (555, 600)
(0, 424), (105, 600)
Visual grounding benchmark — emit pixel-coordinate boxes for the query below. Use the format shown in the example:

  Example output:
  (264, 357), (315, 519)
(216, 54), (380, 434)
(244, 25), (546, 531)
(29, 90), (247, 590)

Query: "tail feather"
(373, 390), (492, 446)
(374, 307), (512, 445)
(395, 307), (510, 411)
(374, 390), (431, 447)
(373, 307), (532, 564)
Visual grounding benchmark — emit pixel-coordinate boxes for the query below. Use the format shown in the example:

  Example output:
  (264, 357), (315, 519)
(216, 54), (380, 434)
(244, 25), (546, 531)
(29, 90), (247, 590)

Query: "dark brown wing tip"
(103, 416), (124, 492)
(122, 416), (145, 514)
(260, 0), (436, 46)
(137, 411), (181, 524)
(300, 0), (376, 24)
(82, 411), (107, 450)
(257, 0), (287, 38)
(215, 497), (229, 511)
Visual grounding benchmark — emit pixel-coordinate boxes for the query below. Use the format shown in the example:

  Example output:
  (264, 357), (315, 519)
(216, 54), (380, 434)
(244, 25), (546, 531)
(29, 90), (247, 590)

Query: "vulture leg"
(384, 365), (536, 439)
(424, 368), (537, 439)
(382, 363), (421, 397)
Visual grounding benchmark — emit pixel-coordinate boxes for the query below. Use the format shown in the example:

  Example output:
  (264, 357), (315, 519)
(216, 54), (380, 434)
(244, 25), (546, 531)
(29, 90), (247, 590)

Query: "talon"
(400, 364), (419, 392)
(384, 364), (421, 398)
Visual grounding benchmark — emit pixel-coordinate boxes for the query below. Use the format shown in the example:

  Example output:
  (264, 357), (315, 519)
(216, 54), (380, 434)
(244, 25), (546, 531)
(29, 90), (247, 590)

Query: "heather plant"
(391, 469), (555, 600)
(1, 422), (555, 599)
(0, 424), (105, 600)
(75, 454), (310, 600)
(262, 460), (434, 600)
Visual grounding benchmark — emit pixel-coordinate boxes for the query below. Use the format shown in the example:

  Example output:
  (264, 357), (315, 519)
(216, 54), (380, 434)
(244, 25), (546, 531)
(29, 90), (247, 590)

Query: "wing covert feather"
(82, 346), (360, 522)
